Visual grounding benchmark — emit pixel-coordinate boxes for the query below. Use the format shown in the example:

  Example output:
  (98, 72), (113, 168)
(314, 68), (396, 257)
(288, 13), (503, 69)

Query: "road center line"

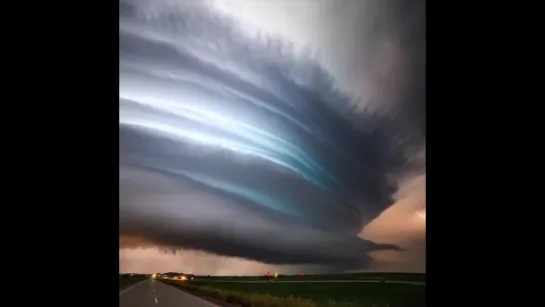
(155, 297), (159, 304)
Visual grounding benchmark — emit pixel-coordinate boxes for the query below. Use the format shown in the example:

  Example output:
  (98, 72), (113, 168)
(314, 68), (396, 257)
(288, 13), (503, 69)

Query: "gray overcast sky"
(119, 0), (425, 274)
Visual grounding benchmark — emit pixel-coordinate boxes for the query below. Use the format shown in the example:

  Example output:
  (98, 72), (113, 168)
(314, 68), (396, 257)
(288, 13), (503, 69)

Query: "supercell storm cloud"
(119, 0), (425, 270)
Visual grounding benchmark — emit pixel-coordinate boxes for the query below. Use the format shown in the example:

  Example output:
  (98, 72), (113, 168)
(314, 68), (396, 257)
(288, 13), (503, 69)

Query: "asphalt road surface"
(120, 278), (218, 307)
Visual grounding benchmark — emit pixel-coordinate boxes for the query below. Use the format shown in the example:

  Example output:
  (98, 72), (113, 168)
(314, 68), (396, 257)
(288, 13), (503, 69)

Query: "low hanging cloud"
(119, 0), (425, 271)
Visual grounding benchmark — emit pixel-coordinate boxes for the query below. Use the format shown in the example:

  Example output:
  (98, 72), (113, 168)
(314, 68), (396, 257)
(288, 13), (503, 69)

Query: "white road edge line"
(161, 282), (219, 307)
(119, 279), (148, 296)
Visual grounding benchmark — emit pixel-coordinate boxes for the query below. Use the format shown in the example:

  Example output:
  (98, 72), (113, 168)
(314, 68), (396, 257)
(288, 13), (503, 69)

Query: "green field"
(162, 279), (425, 307)
(119, 274), (147, 290)
(194, 272), (425, 283)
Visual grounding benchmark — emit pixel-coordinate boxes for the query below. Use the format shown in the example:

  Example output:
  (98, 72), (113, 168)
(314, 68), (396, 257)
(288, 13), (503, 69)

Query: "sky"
(119, 0), (425, 275)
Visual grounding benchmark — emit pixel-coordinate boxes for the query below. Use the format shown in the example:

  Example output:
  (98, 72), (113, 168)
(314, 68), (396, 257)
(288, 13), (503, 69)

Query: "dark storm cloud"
(119, 0), (424, 269)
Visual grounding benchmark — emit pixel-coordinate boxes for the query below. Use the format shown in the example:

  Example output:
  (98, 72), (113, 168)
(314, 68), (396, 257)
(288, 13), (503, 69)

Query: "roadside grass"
(119, 274), (147, 290)
(160, 279), (425, 307)
(195, 273), (425, 283)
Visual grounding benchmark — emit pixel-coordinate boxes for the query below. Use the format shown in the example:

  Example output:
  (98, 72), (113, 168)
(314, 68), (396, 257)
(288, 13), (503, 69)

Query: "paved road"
(120, 278), (218, 307)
